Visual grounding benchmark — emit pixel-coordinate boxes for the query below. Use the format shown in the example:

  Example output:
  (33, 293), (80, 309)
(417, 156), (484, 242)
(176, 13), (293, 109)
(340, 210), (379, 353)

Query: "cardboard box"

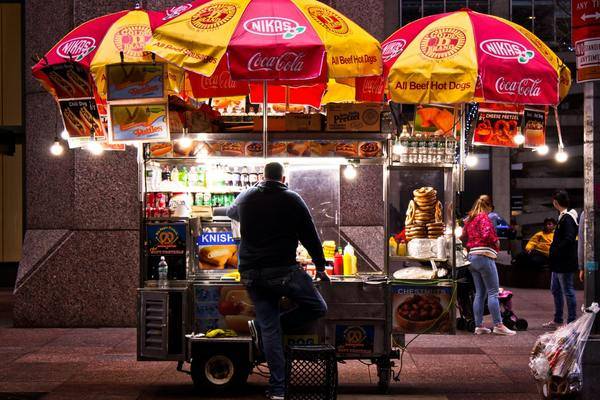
(253, 114), (322, 132)
(326, 103), (382, 132)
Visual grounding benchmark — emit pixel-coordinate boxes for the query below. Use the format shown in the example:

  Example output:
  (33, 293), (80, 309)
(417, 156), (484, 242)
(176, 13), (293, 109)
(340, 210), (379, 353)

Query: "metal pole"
(459, 104), (465, 192)
(263, 81), (268, 158)
(581, 80), (600, 399)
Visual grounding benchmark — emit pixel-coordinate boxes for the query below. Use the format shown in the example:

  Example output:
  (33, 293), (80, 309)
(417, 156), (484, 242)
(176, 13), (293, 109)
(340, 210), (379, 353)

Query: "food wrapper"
(529, 303), (599, 396)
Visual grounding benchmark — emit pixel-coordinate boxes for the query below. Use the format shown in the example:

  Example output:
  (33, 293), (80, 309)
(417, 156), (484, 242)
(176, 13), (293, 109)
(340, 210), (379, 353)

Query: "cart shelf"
(388, 163), (455, 169)
(389, 256), (448, 263)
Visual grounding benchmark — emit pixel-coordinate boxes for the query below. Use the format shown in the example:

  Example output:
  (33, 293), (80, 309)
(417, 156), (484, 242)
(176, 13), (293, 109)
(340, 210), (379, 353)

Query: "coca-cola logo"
(243, 17), (306, 39)
(247, 52), (305, 73)
(480, 39), (534, 64)
(56, 37), (96, 61)
(163, 4), (193, 20)
(495, 77), (542, 97)
(382, 39), (406, 62)
(199, 70), (239, 90)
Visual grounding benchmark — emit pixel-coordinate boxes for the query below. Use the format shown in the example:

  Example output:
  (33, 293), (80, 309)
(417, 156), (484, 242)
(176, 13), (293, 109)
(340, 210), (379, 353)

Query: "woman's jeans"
(468, 254), (502, 326)
(550, 272), (577, 323)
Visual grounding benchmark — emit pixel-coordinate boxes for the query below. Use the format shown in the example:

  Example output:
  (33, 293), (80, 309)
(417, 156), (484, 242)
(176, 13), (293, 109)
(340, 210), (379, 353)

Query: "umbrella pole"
(263, 80), (268, 158)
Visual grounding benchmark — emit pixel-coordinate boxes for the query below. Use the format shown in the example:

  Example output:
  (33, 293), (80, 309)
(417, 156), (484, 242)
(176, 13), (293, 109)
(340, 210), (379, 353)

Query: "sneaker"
(493, 325), (516, 335)
(267, 394), (284, 400)
(542, 320), (562, 329)
(248, 320), (262, 352)
(474, 327), (491, 335)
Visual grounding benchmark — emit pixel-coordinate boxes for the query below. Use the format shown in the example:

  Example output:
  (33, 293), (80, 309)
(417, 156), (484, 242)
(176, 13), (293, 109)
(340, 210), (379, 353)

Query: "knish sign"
(480, 39), (534, 64)
(56, 37), (96, 61)
(243, 17), (306, 39)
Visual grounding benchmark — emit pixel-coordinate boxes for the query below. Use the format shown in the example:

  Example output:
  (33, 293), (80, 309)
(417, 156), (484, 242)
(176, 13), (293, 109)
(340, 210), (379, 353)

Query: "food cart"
(136, 101), (463, 392)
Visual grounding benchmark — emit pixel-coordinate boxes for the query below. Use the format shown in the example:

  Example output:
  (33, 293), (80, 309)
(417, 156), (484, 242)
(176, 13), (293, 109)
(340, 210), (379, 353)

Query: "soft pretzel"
(413, 187), (436, 198)
(435, 201), (443, 223)
(405, 200), (416, 226)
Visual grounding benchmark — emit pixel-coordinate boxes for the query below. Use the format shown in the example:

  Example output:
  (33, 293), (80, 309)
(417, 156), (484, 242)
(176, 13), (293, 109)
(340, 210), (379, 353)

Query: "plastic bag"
(529, 303), (599, 397)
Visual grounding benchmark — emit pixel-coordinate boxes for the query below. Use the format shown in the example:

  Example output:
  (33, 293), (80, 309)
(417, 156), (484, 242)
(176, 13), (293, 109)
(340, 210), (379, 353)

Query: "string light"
(465, 153), (478, 167)
(392, 137), (403, 155)
(343, 163), (357, 180)
(60, 129), (69, 140)
(513, 133), (525, 145)
(555, 146), (568, 163)
(179, 128), (193, 149)
(50, 137), (64, 156)
(536, 144), (549, 155)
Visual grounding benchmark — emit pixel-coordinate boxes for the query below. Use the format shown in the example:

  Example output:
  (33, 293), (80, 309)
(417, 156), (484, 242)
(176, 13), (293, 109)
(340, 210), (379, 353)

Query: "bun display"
(334, 142), (358, 157)
(268, 142), (286, 156)
(272, 103), (305, 113)
(149, 142), (173, 157)
(63, 107), (86, 136)
(286, 141), (310, 156)
(310, 141), (335, 157)
(199, 245), (237, 269)
(245, 142), (263, 157)
(220, 142), (244, 156)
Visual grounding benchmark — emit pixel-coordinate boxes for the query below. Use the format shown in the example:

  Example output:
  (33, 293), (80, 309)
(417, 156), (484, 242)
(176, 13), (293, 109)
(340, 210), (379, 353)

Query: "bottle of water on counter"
(158, 256), (168, 288)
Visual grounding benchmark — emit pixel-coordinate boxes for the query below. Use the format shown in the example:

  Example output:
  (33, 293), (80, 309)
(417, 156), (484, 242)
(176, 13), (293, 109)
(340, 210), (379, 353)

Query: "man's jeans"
(242, 266), (327, 396)
(550, 272), (577, 324)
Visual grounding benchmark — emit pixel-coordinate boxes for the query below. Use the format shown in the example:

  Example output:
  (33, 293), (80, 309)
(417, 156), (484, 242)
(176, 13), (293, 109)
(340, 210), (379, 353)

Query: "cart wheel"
(376, 359), (392, 393)
(515, 319), (528, 331)
(465, 319), (476, 333)
(502, 317), (516, 330)
(191, 350), (250, 393)
(456, 317), (466, 331)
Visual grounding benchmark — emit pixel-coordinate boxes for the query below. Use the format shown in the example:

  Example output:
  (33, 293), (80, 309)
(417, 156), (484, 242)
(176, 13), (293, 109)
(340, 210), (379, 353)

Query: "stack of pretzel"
(405, 187), (444, 241)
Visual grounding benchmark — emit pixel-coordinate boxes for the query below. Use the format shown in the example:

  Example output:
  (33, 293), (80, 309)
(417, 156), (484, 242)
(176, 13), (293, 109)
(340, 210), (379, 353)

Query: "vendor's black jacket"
(227, 180), (326, 272)
(549, 209), (579, 273)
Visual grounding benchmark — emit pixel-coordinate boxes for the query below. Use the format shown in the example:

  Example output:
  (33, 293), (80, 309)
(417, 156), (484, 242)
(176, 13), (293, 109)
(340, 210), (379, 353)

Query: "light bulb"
(454, 226), (463, 238)
(343, 164), (357, 180)
(513, 133), (525, 145)
(465, 153), (478, 167)
(50, 140), (64, 156)
(555, 148), (568, 163)
(60, 129), (69, 140)
(392, 140), (403, 155)
(536, 144), (549, 155)
(87, 140), (104, 156)
(178, 135), (193, 149)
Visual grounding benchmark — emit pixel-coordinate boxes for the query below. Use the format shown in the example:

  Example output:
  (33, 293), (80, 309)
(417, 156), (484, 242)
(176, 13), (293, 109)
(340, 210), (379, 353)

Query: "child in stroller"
(456, 267), (528, 332)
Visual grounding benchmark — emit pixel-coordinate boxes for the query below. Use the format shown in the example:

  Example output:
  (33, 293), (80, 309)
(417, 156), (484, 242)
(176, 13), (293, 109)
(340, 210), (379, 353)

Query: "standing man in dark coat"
(543, 190), (578, 328)
(227, 162), (328, 400)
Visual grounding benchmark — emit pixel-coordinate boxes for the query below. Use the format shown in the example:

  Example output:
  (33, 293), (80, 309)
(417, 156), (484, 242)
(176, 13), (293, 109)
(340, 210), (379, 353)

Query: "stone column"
(582, 81), (600, 399)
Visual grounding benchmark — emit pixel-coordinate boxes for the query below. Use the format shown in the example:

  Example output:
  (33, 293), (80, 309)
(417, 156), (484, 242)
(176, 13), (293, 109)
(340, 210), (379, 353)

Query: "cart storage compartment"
(138, 288), (188, 361)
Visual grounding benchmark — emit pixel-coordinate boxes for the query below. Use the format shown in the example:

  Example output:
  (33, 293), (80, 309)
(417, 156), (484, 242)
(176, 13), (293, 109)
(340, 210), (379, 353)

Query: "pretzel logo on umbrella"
(420, 27), (466, 60)
(190, 3), (237, 30)
(307, 7), (349, 35)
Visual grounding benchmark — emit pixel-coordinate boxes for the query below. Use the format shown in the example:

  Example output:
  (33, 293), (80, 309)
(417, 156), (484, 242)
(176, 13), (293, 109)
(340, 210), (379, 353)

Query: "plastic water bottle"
(158, 256), (168, 288)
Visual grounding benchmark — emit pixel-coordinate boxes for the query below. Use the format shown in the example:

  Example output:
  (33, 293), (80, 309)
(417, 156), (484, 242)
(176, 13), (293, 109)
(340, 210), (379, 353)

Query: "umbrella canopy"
(375, 9), (571, 105)
(146, 0), (382, 82)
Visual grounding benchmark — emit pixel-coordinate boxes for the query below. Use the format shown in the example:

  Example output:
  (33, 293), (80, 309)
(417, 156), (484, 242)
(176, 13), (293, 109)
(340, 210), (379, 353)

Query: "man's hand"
(315, 270), (330, 283)
(579, 270), (585, 282)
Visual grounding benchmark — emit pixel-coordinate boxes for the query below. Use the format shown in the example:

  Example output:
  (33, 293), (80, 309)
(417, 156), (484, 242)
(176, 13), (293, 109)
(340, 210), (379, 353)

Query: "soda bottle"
(189, 167), (198, 189)
(179, 167), (188, 186)
(158, 256), (169, 288)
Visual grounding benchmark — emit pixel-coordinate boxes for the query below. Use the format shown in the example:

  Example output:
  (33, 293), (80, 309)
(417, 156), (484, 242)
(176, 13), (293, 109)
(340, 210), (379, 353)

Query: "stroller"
(456, 267), (528, 332)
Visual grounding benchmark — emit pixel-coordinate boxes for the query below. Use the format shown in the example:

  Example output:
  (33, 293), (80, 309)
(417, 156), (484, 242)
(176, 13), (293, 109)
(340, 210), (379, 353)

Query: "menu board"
(109, 103), (169, 143)
(391, 284), (455, 334)
(106, 63), (165, 101)
(195, 227), (238, 272)
(146, 140), (384, 159)
(145, 222), (187, 280)
(59, 98), (105, 148)
(522, 108), (547, 148)
(473, 105), (522, 148)
(42, 63), (94, 99)
(414, 104), (458, 135)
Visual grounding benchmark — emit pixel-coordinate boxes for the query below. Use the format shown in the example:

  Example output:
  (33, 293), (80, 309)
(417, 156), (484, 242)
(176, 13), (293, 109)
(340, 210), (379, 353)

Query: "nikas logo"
(480, 39), (534, 64)
(56, 37), (96, 61)
(382, 39), (406, 62)
(243, 17), (306, 39)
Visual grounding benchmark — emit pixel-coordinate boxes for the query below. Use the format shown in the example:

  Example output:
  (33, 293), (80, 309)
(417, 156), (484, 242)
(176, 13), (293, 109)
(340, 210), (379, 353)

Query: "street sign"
(573, 0), (600, 82)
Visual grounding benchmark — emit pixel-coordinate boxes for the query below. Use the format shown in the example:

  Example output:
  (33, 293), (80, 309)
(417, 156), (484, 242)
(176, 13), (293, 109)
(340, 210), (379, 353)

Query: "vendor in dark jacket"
(543, 190), (578, 328)
(227, 162), (328, 400)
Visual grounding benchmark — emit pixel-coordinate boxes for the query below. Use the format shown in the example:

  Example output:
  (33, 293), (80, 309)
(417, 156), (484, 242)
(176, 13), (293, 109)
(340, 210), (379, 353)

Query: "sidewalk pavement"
(0, 287), (584, 400)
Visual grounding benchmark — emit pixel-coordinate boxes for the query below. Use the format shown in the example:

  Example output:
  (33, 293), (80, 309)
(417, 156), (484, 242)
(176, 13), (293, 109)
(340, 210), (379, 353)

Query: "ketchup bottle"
(333, 249), (344, 275)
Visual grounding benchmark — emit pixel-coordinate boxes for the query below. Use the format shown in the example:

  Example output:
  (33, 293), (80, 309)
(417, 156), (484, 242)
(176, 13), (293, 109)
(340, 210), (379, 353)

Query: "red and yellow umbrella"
(146, 0), (382, 105)
(367, 9), (571, 105)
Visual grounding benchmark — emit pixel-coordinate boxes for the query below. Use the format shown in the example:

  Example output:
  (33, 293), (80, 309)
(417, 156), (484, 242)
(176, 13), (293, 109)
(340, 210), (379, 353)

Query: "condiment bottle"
(343, 244), (357, 275)
(389, 236), (398, 256)
(397, 240), (407, 256)
(333, 249), (343, 275)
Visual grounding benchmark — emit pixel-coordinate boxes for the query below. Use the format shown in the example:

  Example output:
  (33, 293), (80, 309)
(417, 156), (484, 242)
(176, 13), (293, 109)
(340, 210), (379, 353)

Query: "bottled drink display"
(392, 129), (457, 165)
